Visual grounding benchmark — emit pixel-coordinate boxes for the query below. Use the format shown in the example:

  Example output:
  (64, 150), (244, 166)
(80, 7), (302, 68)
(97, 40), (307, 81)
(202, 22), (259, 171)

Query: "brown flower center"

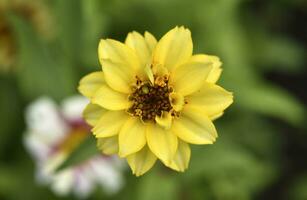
(128, 80), (173, 122)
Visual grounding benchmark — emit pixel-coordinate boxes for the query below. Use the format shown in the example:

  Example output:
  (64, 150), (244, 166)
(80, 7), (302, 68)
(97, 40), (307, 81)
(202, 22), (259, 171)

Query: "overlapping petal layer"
(146, 124), (178, 165)
(170, 61), (213, 96)
(190, 54), (222, 83)
(186, 82), (233, 117)
(127, 146), (157, 176)
(119, 117), (147, 157)
(93, 111), (128, 138)
(125, 31), (157, 67)
(172, 107), (217, 144)
(83, 103), (106, 126)
(78, 72), (105, 98)
(153, 27), (193, 71)
(92, 85), (131, 110)
(167, 140), (191, 172)
(97, 136), (119, 155)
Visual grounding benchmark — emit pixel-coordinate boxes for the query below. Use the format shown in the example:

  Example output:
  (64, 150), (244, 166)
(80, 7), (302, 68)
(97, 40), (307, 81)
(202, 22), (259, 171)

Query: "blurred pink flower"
(24, 96), (125, 198)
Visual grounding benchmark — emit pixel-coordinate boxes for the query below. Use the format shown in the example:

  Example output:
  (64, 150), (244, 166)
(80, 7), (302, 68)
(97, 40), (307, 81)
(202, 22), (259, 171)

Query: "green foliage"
(8, 14), (76, 100)
(136, 172), (177, 200)
(238, 83), (305, 126)
(289, 174), (307, 200)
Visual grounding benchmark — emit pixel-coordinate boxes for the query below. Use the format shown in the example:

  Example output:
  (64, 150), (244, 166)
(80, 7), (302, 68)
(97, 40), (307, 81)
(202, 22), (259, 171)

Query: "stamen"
(127, 78), (179, 122)
(141, 85), (149, 94)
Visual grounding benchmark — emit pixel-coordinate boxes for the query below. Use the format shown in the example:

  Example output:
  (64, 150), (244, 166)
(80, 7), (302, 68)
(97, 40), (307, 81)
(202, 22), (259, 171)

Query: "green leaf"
(288, 174), (307, 200)
(137, 172), (177, 200)
(54, 0), (82, 64)
(238, 83), (305, 126)
(185, 141), (277, 199)
(55, 134), (99, 172)
(256, 36), (305, 73)
(0, 76), (22, 155)
(8, 14), (75, 100)
(80, 0), (108, 69)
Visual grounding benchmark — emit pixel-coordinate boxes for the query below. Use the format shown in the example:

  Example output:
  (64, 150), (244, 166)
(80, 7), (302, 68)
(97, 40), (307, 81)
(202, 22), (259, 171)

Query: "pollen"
(128, 79), (173, 122)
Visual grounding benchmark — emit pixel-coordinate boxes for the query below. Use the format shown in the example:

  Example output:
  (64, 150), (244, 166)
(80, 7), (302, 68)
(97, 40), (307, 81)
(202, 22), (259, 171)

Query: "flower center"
(128, 80), (173, 122)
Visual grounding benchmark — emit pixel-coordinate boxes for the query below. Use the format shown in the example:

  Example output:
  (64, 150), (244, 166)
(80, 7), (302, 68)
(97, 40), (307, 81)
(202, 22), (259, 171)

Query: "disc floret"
(128, 78), (174, 122)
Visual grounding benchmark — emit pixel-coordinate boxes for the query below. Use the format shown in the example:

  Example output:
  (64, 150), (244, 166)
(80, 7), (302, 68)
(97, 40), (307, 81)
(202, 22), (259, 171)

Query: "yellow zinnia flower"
(78, 26), (233, 176)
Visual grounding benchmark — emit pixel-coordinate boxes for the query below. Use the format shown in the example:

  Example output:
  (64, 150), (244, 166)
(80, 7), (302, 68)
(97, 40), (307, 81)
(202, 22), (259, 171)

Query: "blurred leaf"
(0, 157), (61, 199)
(238, 83), (305, 126)
(8, 14), (75, 100)
(55, 134), (98, 172)
(221, 113), (283, 159)
(137, 172), (177, 200)
(0, 76), (22, 156)
(194, 0), (305, 126)
(185, 141), (277, 199)
(0, 166), (19, 195)
(54, 0), (82, 65)
(288, 174), (307, 200)
(252, 34), (305, 73)
(80, 0), (108, 68)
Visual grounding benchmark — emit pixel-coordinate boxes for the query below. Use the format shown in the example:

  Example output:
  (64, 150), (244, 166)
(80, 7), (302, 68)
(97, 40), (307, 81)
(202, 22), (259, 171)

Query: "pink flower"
(24, 96), (125, 198)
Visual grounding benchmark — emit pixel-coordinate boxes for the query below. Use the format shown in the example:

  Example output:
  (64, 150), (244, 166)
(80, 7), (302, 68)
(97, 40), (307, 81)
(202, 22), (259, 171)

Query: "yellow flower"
(78, 26), (233, 176)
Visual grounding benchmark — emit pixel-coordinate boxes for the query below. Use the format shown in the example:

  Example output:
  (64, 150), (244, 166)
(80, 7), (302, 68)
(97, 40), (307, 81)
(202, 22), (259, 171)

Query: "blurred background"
(0, 0), (306, 199)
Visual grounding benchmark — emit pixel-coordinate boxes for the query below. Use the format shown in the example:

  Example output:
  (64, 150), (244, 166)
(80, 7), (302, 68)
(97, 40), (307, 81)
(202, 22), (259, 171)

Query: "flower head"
(78, 26), (233, 176)
(24, 96), (125, 197)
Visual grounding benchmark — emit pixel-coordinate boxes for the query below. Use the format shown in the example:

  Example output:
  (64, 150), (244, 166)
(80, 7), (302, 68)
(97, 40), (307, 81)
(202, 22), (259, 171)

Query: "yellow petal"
(144, 64), (154, 84)
(98, 39), (141, 71)
(125, 31), (156, 67)
(146, 124), (178, 165)
(186, 82), (233, 116)
(190, 54), (222, 83)
(169, 92), (184, 111)
(102, 59), (135, 93)
(153, 26), (193, 71)
(119, 117), (147, 157)
(97, 136), (118, 155)
(172, 107), (217, 144)
(152, 63), (169, 77)
(170, 61), (213, 96)
(92, 85), (131, 110)
(144, 31), (157, 51)
(78, 71), (105, 98)
(155, 111), (172, 129)
(167, 140), (191, 172)
(207, 67), (222, 84)
(209, 112), (223, 121)
(127, 146), (157, 176)
(83, 103), (106, 126)
(93, 111), (128, 138)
